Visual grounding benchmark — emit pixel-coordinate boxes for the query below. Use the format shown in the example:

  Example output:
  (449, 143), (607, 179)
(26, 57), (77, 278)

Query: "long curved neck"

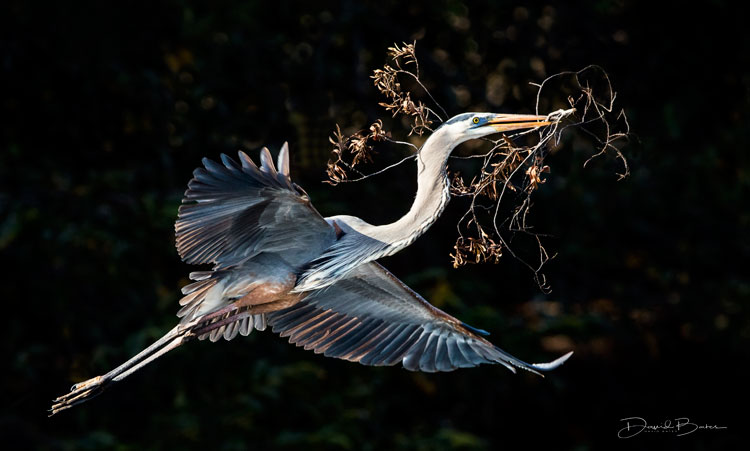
(369, 129), (457, 254)
(298, 128), (460, 292)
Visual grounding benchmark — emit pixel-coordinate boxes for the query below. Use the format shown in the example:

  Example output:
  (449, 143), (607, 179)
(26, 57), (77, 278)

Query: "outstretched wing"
(267, 262), (572, 373)
(175, 143), (335, 269)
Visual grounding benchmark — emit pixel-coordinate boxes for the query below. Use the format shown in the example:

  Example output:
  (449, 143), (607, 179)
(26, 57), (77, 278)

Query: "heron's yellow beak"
(485, 113), (552, 132)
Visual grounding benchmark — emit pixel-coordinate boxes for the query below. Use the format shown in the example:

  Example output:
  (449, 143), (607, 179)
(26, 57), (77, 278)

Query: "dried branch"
(324, 43), (630, 293)
(324, 120), (390, 185)
(325, 41), (444, 185)
(449, 65), (629, 291)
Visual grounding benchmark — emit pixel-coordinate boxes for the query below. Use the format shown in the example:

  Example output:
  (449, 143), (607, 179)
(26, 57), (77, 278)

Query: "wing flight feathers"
(269, 262), (572, 373)
(175, 144), (333, 268)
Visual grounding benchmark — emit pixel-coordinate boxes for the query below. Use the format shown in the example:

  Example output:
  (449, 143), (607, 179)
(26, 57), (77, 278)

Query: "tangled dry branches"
(325, 42), (443, 185)
(325, 44), (629, 291)
(325, 121), (389, 185)
(450, 66), (629, 290)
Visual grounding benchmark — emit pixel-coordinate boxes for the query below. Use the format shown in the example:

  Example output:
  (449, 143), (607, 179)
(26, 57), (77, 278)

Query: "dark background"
(2, 0), (748, 449)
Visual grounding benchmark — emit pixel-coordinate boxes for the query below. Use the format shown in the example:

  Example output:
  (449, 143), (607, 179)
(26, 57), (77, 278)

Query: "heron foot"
(50, 375), (110, 417)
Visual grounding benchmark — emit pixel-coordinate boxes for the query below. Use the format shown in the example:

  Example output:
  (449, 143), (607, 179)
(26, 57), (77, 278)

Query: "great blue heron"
(50, 112), (572, 416)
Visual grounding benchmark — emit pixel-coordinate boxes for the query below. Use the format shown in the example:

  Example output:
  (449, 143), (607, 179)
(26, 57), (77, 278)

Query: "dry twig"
(325, 45), (629, 292)
(325, 42), (443, 185)
(449, 66), (629, 291)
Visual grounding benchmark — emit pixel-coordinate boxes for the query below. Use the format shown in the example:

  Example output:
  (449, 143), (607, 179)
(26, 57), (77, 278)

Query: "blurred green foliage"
(1, 0), (748, 449)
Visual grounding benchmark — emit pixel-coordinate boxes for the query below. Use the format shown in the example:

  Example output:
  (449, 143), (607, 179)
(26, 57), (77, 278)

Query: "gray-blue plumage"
(50, 112), (571, 416)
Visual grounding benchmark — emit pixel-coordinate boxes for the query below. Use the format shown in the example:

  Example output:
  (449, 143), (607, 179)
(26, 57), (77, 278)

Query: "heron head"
(437, 112), (552, 145)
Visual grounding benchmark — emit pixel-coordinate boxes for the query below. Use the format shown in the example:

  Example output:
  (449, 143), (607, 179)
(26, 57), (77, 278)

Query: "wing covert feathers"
(175, 144), (332, 268)
(269, 262), (572, 373)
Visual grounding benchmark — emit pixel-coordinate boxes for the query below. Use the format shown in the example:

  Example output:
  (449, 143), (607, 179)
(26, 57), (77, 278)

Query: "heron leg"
(50, 277), (302, 415)
(192, 296), (303, 336)
(49, 322), (197, 416)
(194, 273), (297, 325)
(194, 275), (300, 341)
(196, 303), (239, 323)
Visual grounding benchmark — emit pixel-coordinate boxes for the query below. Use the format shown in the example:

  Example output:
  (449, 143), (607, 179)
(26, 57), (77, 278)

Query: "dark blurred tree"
(1, 0), (747, 449)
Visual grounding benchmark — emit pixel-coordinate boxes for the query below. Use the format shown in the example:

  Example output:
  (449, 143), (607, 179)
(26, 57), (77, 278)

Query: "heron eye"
(472, 117), (480, 124)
